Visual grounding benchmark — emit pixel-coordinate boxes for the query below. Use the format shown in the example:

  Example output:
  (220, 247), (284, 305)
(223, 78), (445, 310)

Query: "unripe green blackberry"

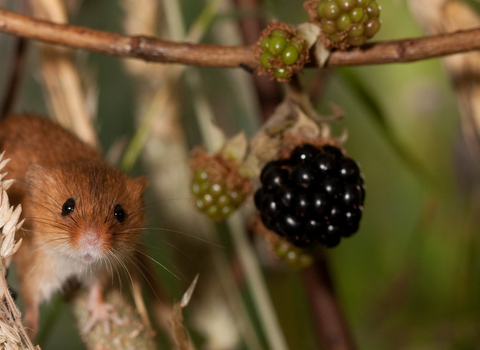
(304, 0), (381, 49)
(190, 148), (251, 222)
(191, 169), (246, 221)
(274, 241), (314, 270)
(255, 23), (309, 82)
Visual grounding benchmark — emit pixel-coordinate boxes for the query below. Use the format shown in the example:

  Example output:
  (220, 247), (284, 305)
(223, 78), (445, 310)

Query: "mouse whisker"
(112, 238), (189, 277)
(126, 196), (194, 217)
(122, 253), (163, 303)
(111, 249), (135, 294)
(116, 227), (225, 248)
(125, 248), (180, 281)
(115, 238), (194, 263)
(107, 251), (125, 292)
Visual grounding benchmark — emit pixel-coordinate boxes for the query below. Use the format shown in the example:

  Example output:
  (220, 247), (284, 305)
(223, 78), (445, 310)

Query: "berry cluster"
(255, 144), (365, 248)
(306, 0), (381, 48)
(192, 169), (245, 221)
(256, 25), (308, 82)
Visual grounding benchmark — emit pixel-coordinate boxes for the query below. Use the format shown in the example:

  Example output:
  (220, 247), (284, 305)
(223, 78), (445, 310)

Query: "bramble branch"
(1, 8), (480, 69)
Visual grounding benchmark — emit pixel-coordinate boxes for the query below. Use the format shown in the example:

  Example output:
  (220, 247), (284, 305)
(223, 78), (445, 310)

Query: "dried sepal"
(170, 276), (198, 350)
(296, 22), (320, 50)
(221, 132), (248, 163)
(208, 123), (227, 155)
(250, 100), (344, 171)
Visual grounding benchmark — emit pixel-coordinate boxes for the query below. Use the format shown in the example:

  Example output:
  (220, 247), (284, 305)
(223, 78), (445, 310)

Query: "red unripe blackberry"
(255, 144), (365, 248)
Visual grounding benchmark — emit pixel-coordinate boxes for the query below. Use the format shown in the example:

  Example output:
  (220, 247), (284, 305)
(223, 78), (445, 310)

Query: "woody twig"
(1, 8), (480, 69)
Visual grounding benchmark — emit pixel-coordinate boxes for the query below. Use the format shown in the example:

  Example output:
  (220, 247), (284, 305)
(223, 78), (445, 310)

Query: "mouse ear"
(130, 175), (149, 195)
(25, 164), (50, 194)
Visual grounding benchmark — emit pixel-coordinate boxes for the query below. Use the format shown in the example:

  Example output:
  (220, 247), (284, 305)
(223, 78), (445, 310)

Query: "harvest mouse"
(0, 114), (148, 337)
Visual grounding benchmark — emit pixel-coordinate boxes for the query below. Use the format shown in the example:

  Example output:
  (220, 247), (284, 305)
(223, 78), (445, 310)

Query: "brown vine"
(1, 9), (480, 69)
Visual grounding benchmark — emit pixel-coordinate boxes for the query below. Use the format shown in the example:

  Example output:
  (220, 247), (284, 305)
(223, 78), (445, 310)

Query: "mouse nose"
(81, 230), (102, 246)
(77, 230), (105, 260)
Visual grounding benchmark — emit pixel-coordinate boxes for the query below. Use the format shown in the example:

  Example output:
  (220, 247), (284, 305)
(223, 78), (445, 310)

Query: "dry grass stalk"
(0, 152), (38, 350)
(29, 0), (99, 150)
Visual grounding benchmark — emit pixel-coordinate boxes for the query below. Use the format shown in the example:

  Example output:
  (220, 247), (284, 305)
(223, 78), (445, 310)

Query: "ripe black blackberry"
(255, 144), (365, 248)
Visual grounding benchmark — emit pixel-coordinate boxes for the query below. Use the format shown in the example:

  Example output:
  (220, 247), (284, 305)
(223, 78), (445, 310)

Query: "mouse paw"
(82, 299), (123, 335)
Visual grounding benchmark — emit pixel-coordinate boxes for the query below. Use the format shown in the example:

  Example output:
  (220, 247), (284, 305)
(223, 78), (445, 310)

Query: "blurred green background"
(1, 0), (479, 349)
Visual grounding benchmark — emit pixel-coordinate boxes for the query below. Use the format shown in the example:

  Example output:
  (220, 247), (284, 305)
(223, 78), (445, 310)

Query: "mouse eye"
(114, 204), (125, 222)
(62, 198), (75, 216)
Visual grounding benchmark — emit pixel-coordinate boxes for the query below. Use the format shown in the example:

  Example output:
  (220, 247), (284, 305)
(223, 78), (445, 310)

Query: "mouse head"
(25, 160), (148, 265)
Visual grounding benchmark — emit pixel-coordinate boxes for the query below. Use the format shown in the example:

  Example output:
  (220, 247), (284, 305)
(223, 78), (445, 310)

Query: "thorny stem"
(302, 256), (356, 350)
(1, 8), (480, 68)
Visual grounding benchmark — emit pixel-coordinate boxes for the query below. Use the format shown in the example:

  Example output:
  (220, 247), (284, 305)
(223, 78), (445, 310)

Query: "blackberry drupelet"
(255, 144), (365, 248)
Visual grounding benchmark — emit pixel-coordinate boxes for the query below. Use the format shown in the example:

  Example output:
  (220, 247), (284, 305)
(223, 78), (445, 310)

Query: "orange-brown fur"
(0, 115), (147, 337)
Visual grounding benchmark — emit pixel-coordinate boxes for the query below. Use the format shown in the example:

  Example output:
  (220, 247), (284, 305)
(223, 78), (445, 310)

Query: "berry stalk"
(302, 256), (357, 350)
